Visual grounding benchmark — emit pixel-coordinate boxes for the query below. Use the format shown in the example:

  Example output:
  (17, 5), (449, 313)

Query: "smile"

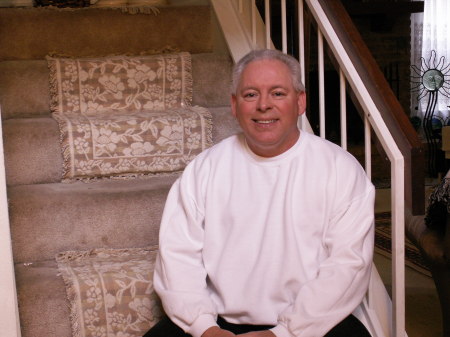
(254, 119), (278, 124)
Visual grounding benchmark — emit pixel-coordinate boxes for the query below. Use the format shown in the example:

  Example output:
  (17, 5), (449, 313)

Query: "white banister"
(297, 0), (311, 133)
(251, 0), (257, 47)
(365, 116), (372, 180)
(265, 0), (271, 49)
(304, 1), (406, 335)
(281, 0), (287, 53)
(318, 29), (325, 138)
(0, 106), (22, 337)
(340, 69), (347, 150)
(391, 157), (406, 337)
(298, 0), (305, 85)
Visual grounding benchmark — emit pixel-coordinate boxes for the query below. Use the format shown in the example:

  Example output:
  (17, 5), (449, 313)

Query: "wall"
(348, 4), (414, 117)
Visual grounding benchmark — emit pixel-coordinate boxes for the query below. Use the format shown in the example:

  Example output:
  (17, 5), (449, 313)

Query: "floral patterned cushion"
(56, 247), (163, 337)
(47, 52), (192, 115)
(54, 106), (212, 181)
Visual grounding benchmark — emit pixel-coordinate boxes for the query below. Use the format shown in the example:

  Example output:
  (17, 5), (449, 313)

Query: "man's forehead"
(238, 59), (293, 89)
(238, 83), (290, 91)
(244, 58), (288, 71)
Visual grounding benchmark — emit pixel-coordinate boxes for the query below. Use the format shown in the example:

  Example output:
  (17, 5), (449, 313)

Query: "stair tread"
(15, 260), (72, 337)
(0, 53), (232, 119)
(0, 6), (213, 61)
(3, 117), (62, 185)
(3, 105), (237, 186)
(9, 177), (177, 263)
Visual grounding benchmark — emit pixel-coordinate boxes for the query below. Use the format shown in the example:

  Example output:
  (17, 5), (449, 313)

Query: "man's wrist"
(201, 326), (235, 337)
(190, 314), (220, 337)
(201, 326), (222, 337)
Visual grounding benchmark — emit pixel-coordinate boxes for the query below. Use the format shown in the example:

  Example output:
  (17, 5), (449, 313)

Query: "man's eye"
(244, 93), (257, 98)
(273, 91), (285, 97)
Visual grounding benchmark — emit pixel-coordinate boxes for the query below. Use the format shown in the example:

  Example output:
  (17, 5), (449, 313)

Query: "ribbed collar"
(240, 131), (307, 166)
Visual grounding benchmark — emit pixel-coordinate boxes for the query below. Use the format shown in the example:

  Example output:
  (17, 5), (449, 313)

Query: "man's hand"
(238, 331), (276, 337)
(201, 326), (236, 337)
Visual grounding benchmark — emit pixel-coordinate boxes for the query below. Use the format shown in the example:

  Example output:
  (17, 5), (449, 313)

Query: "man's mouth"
(253, 119), (278, 124)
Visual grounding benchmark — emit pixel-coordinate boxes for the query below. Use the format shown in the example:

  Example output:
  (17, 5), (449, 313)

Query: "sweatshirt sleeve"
(272, 160), (375, 337)
(153, 160), (219, 337)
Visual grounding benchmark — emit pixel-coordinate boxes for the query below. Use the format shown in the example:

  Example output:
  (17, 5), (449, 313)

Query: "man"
(144, 49), (374, 337)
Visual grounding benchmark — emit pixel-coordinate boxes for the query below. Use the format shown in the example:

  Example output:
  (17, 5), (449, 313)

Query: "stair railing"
(0, 107), (22, 337)
(210, 0), (424, 336)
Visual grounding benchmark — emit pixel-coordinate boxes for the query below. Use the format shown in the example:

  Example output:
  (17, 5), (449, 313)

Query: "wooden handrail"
(318, 0), (425, 215)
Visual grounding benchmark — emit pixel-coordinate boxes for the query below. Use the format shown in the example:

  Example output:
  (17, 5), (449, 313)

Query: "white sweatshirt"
(154, 131), (375, 337)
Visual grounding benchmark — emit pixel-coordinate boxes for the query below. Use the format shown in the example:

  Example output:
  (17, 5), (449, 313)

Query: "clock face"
(411, 50), (450, 102)
(422, 69), (444, 91)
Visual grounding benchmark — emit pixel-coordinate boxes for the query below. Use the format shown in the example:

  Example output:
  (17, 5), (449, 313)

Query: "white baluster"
(340, 69), (347, 150)
(318, 29), (325, 138)
(265, 0), (271, 49)
(281, 0), (287, 53)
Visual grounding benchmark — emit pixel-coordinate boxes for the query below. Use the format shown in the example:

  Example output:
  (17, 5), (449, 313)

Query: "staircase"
(0, 4), (239, 337)
(1, 1), (441, 336)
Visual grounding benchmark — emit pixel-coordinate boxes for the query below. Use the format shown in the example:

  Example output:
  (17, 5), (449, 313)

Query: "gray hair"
(231, 49), (305, 95)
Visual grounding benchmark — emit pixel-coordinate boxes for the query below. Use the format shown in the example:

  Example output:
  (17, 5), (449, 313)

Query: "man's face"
(231, 59), (306, 157)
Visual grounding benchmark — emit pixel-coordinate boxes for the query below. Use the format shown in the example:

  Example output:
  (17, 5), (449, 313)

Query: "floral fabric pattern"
(47, 53), (211, 181)
(54, 106), (212, 181)
(56, 247), (163, 337)
(47, 53), (192, 114)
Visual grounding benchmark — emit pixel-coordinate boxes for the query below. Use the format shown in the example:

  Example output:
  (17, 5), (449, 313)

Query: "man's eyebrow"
(270, 85), (289, 91)
(239, 85), (289, 91)
(239, 85), (257, 91)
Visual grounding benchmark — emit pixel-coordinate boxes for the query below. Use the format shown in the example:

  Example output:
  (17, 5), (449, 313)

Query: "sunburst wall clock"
(411, 50), (450, 176)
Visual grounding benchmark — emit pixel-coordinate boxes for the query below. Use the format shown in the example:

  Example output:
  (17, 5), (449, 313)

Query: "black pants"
(143, 314), (371, 337)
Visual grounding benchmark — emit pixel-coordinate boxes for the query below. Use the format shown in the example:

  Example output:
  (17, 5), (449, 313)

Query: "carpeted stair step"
(3, 117), (62, 185)
(3, 105), (237, 186)
(9, 176), (178, 263)
(0, 6), (213, 61)
(0, 60), (50, 119)
(14, 260), (71, 337)
(0, 54), (233, 121)
(1, 53), (237, 186)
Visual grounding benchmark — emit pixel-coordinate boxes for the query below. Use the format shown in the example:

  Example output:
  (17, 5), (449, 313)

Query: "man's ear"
(231, 94), (237, 118)
(297, 91), (306, 116)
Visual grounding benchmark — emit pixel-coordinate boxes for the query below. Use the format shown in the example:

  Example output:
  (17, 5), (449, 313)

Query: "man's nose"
(257, 94), (272, 112)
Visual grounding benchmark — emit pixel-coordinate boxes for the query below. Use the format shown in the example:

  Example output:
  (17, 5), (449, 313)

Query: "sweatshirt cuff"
(270, 324), (294, 337)
(189, 314), (218, 337)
